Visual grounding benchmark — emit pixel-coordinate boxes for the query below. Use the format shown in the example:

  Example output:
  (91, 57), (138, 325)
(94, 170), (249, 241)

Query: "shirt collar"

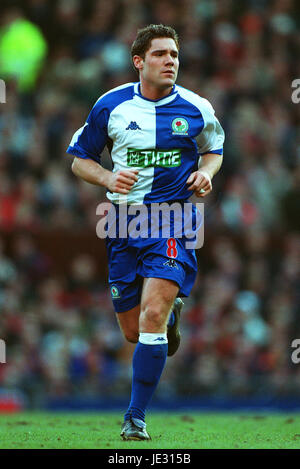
(133, 82), (178, 107)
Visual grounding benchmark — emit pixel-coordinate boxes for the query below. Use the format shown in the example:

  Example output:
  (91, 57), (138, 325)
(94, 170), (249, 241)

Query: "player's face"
(135, 37), (179, 90)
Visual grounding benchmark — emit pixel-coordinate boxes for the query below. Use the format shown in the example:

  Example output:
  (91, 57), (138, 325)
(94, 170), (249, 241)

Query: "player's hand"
(107, 169), (139, 194)
(186, 170), (212, 197)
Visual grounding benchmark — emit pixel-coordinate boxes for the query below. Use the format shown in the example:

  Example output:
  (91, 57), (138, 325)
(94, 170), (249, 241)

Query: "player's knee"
(139, 306), (166, 331)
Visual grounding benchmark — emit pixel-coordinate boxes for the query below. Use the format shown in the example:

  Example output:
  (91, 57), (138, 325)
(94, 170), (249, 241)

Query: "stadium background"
(0, 0), (299, 412)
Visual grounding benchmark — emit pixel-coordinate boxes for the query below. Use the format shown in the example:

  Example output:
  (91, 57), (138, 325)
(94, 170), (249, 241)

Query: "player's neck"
(139, 82), (174, 101)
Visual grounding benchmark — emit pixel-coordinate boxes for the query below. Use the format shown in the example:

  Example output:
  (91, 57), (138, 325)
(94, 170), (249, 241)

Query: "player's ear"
(133, 55), (143, 71)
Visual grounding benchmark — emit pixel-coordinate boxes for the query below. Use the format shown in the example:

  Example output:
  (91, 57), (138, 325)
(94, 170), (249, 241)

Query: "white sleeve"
(196, 98), (225, 155)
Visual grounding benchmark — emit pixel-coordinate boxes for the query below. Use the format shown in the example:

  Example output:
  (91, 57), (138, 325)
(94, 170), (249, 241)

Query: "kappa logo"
(154, 337), (166, 342)
(163, 259), (179, 269)
(172, 117), (189, 135)
(126, 121), (141, 130)
(111, 285), (121, 299)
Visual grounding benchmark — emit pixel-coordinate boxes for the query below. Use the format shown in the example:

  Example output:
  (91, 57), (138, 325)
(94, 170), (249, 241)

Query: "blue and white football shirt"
(67, 82), (224, 204)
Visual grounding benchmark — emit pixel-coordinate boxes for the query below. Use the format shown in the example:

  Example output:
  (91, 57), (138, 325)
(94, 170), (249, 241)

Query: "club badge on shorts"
(111, 285), (121, 299)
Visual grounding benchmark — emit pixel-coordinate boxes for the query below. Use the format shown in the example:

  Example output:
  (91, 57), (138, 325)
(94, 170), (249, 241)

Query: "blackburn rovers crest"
(172, 117), (189, 135)
(111, 285), (121, 299)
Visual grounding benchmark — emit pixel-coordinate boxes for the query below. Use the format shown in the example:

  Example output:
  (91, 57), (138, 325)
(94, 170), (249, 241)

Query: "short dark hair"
(131, 24), (179, 73)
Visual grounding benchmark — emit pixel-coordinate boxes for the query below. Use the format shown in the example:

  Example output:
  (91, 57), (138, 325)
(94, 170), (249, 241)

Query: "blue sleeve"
(66, 103), (109, 164)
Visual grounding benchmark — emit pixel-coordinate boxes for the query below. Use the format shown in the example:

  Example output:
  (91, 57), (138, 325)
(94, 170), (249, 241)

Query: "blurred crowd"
(0, 0), (300, 407)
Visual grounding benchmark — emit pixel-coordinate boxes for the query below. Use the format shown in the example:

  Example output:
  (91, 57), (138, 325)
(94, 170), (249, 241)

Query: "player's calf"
(116, 305), (140, 343)
(124, 330), (139, 343)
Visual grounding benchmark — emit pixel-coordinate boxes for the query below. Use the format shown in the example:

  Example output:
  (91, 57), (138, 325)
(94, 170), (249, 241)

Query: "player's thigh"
(116, 304), (140, 343)
(139, 277), (179, 331)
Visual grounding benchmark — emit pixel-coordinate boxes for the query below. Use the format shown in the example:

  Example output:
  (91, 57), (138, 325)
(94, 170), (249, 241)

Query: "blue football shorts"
(104, 203), (199, 313)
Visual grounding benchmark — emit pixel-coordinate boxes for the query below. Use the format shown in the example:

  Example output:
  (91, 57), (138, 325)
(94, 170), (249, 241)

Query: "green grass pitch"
(0, 412), (300, 449)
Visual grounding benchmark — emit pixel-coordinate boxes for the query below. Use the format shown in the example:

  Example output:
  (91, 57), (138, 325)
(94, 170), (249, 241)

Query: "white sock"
(139, 332), (168, 345)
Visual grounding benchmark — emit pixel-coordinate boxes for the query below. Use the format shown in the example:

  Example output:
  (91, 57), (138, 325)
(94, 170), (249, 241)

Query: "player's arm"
(71, 157), (138, 195)
(67, 101), (138, 194)
(186, 153), (223, 197)
(187, 98), (225, 197)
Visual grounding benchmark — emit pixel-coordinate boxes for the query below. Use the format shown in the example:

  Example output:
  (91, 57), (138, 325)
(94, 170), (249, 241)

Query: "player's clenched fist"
(186, 170), (212, 197)
(107, 169), (139, 194)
